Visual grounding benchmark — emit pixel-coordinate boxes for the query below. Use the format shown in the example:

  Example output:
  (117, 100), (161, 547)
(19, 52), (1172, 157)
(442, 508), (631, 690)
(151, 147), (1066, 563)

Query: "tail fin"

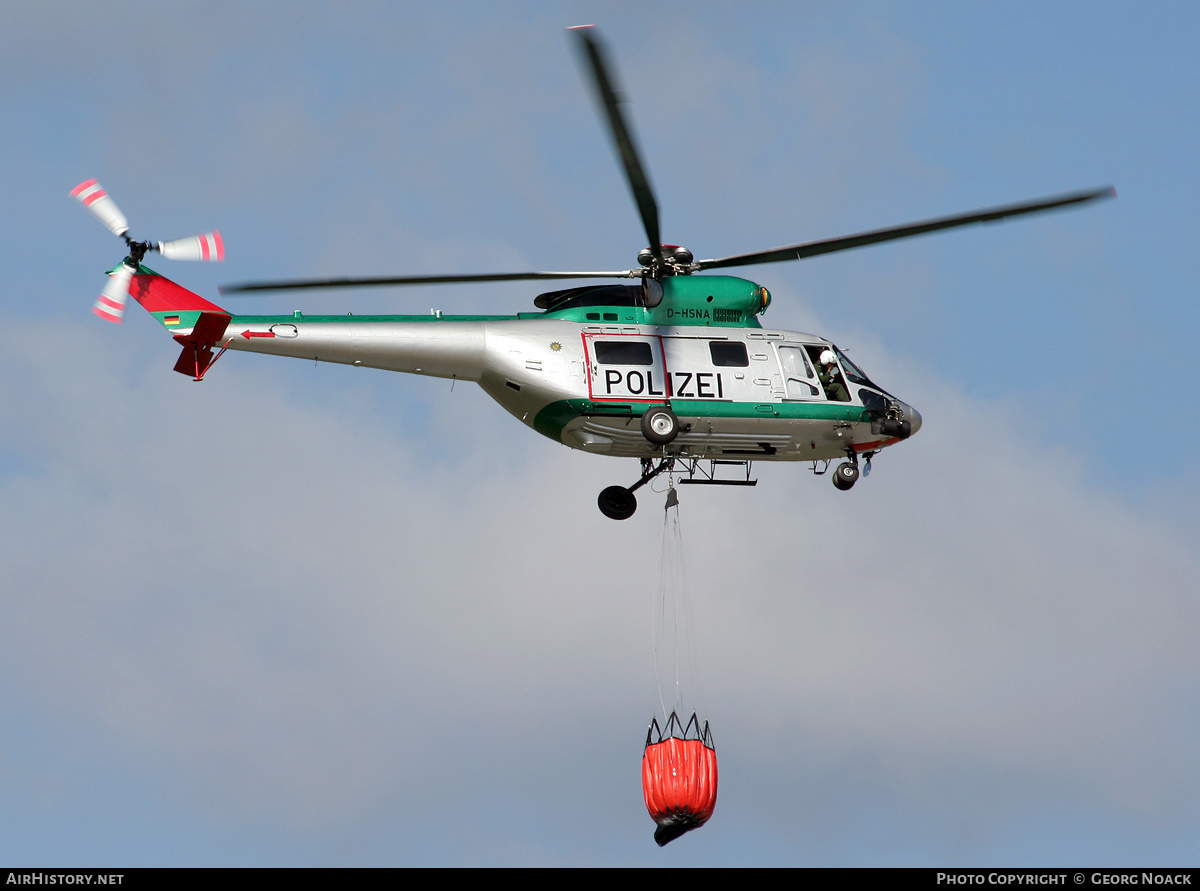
(125, 265), (233, 380)
(126, 263), (231, 332)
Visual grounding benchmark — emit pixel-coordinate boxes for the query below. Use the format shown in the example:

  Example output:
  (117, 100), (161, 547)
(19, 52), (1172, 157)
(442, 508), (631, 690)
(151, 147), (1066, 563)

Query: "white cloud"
(0, 316), (1196, 863)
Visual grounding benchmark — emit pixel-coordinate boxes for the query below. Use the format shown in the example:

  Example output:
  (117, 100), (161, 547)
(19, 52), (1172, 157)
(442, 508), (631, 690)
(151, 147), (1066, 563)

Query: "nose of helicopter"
(903, 403), (922, 436)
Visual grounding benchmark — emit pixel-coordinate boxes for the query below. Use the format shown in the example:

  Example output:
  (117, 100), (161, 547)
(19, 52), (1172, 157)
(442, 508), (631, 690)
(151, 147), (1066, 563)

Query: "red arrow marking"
(241, 329), (276, 339)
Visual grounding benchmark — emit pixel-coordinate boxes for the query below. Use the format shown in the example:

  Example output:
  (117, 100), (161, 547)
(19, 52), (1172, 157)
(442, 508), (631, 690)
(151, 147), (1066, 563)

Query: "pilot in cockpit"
(818, 349), (850, 402)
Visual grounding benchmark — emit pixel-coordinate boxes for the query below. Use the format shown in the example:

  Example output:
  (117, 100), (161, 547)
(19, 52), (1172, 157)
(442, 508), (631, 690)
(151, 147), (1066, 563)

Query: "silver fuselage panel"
(222, 318), (919, 461)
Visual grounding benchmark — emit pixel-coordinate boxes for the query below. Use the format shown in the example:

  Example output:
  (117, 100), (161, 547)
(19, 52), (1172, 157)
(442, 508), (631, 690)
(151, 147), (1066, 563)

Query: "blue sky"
(1, 0), (1198, 866)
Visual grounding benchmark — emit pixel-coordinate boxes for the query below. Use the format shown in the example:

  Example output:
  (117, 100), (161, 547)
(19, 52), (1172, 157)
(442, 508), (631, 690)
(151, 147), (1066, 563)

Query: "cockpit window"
(708, 341), (749, 367)
(594, 340), (653, 365)
(833, 347), (873, 387)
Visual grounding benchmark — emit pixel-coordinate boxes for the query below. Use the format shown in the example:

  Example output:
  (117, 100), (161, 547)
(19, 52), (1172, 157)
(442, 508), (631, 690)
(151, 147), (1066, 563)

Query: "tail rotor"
(158, 231), (224, 262)
(93, 263), (135, 322)
(70, 179), (224, 323)
(70, 179), (129, 237)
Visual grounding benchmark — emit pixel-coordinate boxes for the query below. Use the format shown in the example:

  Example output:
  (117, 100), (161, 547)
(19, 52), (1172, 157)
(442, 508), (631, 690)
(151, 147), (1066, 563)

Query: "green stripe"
(670, 400), (870, 422)
(533, 398), (869, 442)
(533, 400), (586, 442)
(229, 313), (520, 324)
(152, 309), (203, 330)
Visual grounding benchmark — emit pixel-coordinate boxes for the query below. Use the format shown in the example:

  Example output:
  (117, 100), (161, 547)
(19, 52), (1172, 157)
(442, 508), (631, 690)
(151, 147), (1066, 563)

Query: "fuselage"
(181, 274), (921, 463)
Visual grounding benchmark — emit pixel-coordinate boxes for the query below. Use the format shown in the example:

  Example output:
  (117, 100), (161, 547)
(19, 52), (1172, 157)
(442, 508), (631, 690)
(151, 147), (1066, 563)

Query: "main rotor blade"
(571, 26), (662, 262)
(220, 269), (639, 295)
(697, 187), (1116, 271)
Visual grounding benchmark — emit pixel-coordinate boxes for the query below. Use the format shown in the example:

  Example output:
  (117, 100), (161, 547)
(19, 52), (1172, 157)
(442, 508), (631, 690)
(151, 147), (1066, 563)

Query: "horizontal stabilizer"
(171, 311), (232, 380)
(172, 311), (232, 347)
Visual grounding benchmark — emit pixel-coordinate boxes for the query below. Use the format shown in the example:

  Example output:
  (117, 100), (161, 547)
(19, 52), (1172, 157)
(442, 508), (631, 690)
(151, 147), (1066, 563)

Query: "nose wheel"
(832, 460), (860, 490)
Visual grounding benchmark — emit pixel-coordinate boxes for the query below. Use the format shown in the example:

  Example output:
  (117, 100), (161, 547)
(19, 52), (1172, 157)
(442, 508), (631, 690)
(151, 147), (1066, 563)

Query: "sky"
(1, 0), (1198, 867)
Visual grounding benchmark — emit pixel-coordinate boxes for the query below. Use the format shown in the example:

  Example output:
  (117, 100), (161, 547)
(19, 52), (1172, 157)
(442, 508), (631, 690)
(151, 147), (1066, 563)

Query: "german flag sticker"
(163, 315), (180, 326)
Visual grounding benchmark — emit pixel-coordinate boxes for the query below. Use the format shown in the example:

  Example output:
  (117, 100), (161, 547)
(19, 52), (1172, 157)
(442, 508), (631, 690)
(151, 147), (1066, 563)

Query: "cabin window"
(779, 345), (819, 398)
(708, 341), (749, 367)
(778, 345), (814, 380)
(594, 341), (654, 365)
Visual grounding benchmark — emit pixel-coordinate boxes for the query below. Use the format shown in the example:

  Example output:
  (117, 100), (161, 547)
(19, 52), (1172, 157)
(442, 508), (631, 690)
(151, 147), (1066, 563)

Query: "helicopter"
(71, 27), (1113, 520)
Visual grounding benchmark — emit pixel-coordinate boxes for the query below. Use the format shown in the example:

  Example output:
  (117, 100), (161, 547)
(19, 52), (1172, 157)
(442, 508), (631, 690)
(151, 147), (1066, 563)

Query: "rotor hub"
(638, 245), (696, 278)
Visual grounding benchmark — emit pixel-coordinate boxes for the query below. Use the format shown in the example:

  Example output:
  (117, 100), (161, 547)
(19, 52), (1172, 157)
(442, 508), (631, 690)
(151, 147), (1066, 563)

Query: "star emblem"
(550, 341), (562, 351)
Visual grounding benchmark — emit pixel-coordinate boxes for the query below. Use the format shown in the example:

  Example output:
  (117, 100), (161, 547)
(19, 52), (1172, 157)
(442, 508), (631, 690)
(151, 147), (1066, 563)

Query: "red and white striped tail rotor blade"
(157, 230), (224, 262)
(69, 179), (129, 237)
(92, 263), (134, 323)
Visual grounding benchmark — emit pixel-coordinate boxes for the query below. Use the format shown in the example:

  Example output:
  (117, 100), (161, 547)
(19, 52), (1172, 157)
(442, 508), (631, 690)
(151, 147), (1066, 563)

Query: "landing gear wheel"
(832, 462), (860, 491)
(598, 485), (638, 520)
(640, 406), (680, 446)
